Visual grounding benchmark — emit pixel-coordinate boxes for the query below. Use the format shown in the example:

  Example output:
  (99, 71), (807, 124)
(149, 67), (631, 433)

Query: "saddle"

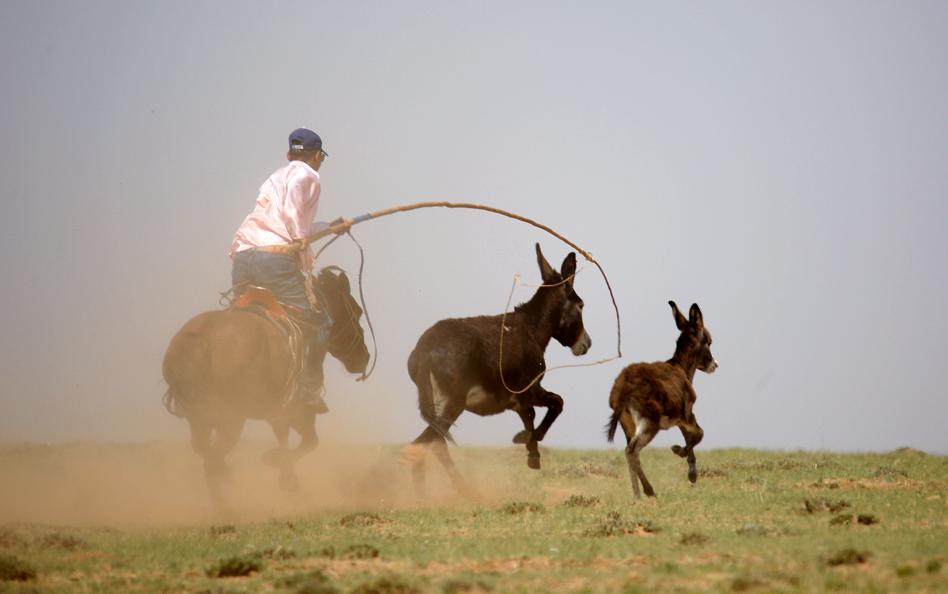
(231, 285), (307, 409)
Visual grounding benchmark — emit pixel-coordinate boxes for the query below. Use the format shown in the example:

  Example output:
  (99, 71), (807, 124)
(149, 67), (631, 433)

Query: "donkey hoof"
(527, 454), (541, 470)
(512, 430), (531, 444)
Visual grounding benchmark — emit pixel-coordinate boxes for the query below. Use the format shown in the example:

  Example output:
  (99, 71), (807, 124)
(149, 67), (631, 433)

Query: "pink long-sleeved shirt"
(230, 160), (329, 270)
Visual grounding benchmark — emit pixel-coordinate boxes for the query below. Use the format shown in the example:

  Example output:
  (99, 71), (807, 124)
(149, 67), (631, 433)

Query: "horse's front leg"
(270, 410), (317, 492)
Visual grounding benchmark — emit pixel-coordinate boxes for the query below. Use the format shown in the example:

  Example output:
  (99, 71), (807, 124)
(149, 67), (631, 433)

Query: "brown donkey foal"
(607, 301), (718, 498)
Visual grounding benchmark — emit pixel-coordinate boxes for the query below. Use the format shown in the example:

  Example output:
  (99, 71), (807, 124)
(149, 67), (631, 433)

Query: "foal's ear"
(688, 303), (704, 328)
(669, 301), (688, 331)
(535, 243), (556, 281)
(560, 252), (577, 286)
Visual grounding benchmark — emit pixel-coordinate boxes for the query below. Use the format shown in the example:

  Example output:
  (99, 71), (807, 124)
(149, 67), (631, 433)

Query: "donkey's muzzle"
(571, 331), (592, 356)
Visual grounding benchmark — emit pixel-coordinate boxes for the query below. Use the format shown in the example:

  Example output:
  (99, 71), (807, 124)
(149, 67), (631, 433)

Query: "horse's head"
(313, 267), (370, 374)
(535, 243), (592, 356)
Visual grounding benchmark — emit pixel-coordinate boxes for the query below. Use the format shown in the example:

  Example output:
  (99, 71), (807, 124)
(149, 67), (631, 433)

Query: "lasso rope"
(304, 201), (623, 377)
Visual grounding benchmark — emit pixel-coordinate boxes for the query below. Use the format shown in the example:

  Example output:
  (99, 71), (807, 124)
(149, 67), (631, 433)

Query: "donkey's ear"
(688, 303), (704, 328)
(536, 243), (556, 281)
(560, 252), (577, 285)
(669, 301), (688, 331)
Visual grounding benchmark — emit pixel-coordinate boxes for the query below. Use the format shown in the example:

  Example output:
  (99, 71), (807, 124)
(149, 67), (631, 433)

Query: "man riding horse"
(229, 127), (352, 414)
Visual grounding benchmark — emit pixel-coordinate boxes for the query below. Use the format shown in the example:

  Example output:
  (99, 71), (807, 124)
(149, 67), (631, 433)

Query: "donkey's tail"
(162, 331), (211, 418)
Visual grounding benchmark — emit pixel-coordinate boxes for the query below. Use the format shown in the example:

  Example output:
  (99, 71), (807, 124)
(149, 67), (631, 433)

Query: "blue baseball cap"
(288, 128), (326, 154)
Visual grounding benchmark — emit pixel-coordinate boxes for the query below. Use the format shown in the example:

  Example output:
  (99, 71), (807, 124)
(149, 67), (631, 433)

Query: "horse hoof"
(688, 469), (698, 483)
(512, 430), (531, 444)
(671, 445), (686, 457)
(527, 455), (541, 470)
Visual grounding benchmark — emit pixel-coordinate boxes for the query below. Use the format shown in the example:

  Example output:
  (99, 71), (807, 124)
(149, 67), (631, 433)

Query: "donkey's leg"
(671, 417), (704, 484)
(617, 412), (641, 498)
(511, 404), (543, 469)
(430, 434), (477, 499)
(402, 425), (438, 497)
(530, 389), (564, 442)
(623, 414), (659, 498)
(511, 405), (535, 444)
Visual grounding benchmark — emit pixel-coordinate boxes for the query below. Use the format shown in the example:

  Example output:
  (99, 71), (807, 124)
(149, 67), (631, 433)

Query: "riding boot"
(287, 308), (332, 415)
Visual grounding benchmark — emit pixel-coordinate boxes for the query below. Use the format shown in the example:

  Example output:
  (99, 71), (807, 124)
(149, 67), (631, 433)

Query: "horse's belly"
(465, 386), (509, 415)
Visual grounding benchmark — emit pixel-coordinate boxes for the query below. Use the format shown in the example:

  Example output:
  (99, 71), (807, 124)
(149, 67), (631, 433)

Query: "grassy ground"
(0, 443), (945, 593)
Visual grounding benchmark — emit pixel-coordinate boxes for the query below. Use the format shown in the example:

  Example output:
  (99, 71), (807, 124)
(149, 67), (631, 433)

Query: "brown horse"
(162, 267), (370, 498)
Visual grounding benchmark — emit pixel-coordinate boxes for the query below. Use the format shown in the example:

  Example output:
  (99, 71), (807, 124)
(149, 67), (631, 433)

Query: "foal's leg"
(671, 417), (704, 484)
(623, 414), (659, 498)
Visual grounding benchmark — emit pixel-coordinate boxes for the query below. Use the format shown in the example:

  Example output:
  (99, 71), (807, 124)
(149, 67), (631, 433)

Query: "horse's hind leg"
(205, 416), (245, 483)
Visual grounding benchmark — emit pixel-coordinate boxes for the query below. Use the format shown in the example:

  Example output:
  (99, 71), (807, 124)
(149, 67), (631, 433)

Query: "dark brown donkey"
(606, 302), (718, 498)
(403, 243), (591, 496)
(162, 267), (369, 500)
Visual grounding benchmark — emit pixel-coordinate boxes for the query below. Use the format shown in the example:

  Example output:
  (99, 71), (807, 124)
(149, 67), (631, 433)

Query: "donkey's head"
(669, 301), (718, 374)
(536, 243), (592, 356)
(314, 267), (370, 374)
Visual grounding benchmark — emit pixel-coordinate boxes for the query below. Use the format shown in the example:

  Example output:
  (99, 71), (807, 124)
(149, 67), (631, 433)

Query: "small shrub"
(277, 569), (338, 594)
(925, 559), (941, 573)
(857, 514), (879, 526)
(826, 548), (871, 566)
(679, 532), (710, 546)
(341, 543), (380, 559)
(872, 465), (908, 479)
(350, 574), (420, 594)
(698, 467), (727, 478)
(0, 554), (36, 581)
(209, 524), (237, 537)
(804, 498), (850, 513)
(207, 555), (263, 578)
(731, 576), (765, 591)
(829, 514), (854, 526)
(585, 511), (658, 537)
(562, 495), (599, 508)
(340, 512), (388, 528)
(500, 501), (545, 514)
(0, 529), (25, 549)
(895, 564), (916, 578)
(255, 545), (296, 559)
(38, 533), (87, 551)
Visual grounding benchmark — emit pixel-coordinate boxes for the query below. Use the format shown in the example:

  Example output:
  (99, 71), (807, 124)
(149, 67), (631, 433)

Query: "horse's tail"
(605, 406), (623, 443)
(162, 331), (211, 418)
(408, 348), (456, 445)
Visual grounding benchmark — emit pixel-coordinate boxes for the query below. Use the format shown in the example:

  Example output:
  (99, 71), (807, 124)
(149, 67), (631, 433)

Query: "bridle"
(317, 254), (377, 381)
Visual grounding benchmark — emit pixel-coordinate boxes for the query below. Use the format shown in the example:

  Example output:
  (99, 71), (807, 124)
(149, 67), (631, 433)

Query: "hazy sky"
(1, 1), (946, 453)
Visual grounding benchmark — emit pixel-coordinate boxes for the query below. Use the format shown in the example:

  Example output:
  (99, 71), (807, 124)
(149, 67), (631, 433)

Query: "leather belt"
(251, 244), (302, 255)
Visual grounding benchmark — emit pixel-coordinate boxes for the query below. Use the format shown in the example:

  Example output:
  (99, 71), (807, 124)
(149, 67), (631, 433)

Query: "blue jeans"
(231, 250), (331, 343)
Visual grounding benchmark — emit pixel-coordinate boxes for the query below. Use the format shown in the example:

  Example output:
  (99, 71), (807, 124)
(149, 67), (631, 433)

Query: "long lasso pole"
(304, 201), (622, 359)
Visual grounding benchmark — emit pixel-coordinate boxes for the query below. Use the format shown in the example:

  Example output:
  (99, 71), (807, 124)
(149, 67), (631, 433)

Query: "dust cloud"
(0, 436), (529, 527)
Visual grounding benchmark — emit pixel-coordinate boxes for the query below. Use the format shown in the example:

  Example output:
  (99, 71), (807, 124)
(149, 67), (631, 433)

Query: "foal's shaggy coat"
(607, 301), (718, 497)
